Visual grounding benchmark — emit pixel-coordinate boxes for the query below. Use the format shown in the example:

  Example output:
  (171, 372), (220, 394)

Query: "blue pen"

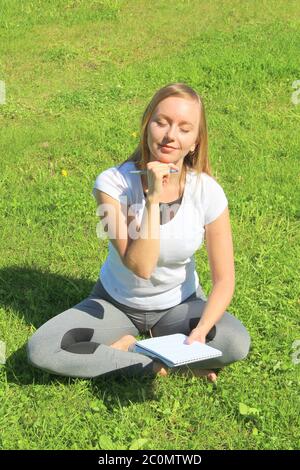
(129, 169), (179, 174)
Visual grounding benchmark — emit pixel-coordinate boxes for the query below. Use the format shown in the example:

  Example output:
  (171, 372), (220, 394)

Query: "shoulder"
(192, 171), (227, 199)
(185, 170), (227, 193)
(200, 173), (228, 225)
(200, 172), (225, 189)
(115, 161), (137, 176)
(185, 170), (228, 225)
(91, 161), (136, 202)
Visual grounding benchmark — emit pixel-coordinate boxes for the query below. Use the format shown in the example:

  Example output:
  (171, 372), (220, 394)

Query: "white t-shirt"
(91, 161), (228, 310)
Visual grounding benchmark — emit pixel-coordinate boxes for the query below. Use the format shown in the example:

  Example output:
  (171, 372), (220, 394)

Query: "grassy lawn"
(0, 0), (299, 450)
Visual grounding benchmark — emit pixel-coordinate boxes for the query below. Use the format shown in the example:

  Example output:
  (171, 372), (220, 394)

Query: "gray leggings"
(26, 278), (251, 378)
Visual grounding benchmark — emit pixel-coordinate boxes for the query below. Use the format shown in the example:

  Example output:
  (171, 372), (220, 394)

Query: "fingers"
(145, 161), (179, 199)
(184, 333), (196, 345)
(146, 161), (179, 175)
(184, 329), (206, 345)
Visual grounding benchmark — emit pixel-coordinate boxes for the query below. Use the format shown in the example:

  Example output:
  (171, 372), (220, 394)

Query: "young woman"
(27, 82), (250, 382)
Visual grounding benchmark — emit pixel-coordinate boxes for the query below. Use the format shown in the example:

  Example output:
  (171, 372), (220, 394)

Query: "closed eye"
(156, 121), (190, 133)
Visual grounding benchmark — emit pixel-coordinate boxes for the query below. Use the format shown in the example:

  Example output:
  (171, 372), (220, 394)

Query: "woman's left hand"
(184, 327), (207, 345)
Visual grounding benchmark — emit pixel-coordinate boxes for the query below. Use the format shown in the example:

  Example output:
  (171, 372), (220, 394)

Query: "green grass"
(0, 0), (300, 450)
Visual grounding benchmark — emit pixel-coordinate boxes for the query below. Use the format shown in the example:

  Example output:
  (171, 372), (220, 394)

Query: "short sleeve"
(202, 174), (228, 225)
(91, 167), (128, 203)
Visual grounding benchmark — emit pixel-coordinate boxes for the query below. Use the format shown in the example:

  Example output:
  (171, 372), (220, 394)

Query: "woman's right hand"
(145, 161), (179, 203)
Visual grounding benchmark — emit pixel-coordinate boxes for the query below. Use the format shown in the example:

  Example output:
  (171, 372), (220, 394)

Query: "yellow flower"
(131, 132), (137, 138)
(61, 169), (68, 177)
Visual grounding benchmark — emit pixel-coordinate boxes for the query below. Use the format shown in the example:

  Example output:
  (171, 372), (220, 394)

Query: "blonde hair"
(118, 82), (213, 185)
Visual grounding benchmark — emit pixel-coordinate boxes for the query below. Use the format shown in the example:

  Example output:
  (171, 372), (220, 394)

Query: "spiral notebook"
(133, 333), (222, 368)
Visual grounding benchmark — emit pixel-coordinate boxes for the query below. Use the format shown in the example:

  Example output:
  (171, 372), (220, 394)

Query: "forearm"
(125, 198), (160, 279)
(196, 281), (235, 336)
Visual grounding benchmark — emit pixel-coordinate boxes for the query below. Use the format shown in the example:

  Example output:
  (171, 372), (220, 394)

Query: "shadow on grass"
(1, 266), (158, 402)
(0, 265), (94, 328)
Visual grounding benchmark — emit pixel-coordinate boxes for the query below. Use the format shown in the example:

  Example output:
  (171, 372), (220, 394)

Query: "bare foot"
(152, 360), (169, 377)
(110, 337), (218, 382)
(111, 338), (169, 376)
(110, 335), (137, 352)
(173, 367), (218, 382)
(152, 363), (217, 381)
(193, 369), (218, 382)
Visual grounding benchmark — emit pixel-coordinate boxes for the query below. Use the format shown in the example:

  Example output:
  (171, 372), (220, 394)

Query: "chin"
(156, 153), (172, 161)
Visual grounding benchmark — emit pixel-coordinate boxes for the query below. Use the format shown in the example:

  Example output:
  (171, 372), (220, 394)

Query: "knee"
(228, 326), (251, 363)
(26, 330), (51, 371)
(26, 333), (41, 368)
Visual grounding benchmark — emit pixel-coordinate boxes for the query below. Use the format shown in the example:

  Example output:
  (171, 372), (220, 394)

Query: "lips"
(160, 144), (177, 149)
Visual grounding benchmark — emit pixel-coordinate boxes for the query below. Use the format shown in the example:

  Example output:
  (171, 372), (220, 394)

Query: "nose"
(164, 124), (178, 142)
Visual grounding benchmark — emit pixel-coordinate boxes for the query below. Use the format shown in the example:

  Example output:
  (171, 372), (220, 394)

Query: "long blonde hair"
(118, 82), (213, 185)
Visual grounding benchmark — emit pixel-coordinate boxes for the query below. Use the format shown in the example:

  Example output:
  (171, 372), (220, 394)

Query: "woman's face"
(147, 96), (200, 165)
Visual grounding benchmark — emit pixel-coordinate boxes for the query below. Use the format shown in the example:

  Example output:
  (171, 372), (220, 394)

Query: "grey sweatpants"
(26, 278), (251, 378)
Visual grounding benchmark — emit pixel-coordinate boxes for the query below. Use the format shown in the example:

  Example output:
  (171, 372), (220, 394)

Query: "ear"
(190, 139), (200, 153)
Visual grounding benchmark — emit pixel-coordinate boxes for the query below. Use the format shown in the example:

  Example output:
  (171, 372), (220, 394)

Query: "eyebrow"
(156, 113), (194, 127)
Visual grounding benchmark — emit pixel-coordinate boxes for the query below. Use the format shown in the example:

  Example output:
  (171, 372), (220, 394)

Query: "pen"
(129, 169), (179, 174)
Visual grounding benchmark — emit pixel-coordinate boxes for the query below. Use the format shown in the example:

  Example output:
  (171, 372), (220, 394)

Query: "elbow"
(131, 265), (152, 280)
(136, 271), (151, 280)
(123, 255), (152, 280)
(130, 267), (152, 280)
